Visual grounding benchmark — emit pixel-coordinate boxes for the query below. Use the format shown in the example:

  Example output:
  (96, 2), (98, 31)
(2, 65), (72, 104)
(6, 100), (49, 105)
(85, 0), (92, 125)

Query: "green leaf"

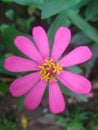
(42, 0), (81, 19)
(67, 121), (86, 130)
(85, 0), (98, 20)
(56, 118), (69, 127)
(68, 11), (98, 43)
(48, 12), (71, 49)
(0, 83), (9, 94)
(83, 44), (98, 77)
(71, 31), (91, 45)
(17, 96), (25, 112)
(16, 17), (35, 32)
(74, 0), (90, 10)
(1, 25), (26, 56)
(66, 66), (83, 74)
(5, 9), (14, 21)
(9, 0), (44, 9)
(58, 81), (87, 102)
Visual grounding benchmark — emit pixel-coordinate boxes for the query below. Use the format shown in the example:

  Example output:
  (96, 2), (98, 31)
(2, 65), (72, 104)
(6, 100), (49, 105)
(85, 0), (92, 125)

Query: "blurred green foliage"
(0, 1), (98, 129)
(0, 118), (18, 130)
(56, 106), (98, 130)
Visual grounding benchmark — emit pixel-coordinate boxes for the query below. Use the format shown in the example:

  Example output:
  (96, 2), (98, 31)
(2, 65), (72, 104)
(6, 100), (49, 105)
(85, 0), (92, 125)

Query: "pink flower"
(4, 26), (92, 114)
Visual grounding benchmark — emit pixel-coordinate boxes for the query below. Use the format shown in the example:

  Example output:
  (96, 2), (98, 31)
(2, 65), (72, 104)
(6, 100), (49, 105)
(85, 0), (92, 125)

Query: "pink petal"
(24, 80), (46, 110)
(4, 56), (39, 72)
(57, 70), (92, 94)
(9, 72), (40, 97)
(51, 27), (71, 61)
(59, 46), (92, 67)
(49, 81), (65, 114)
(14, 36), (44, 64)
(33, 26), (50, 58)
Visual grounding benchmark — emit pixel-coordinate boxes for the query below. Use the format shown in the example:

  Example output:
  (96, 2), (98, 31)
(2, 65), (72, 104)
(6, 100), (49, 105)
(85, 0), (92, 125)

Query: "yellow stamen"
(38, 59), (62, 82)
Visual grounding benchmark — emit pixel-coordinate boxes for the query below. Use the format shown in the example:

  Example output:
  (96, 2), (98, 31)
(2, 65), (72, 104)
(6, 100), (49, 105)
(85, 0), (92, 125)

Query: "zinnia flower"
(4, 26), (92, 114)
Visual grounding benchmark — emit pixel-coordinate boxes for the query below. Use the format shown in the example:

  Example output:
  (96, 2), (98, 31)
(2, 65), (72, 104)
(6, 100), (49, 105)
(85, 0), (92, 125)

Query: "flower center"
(38, 59), (62, 82)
